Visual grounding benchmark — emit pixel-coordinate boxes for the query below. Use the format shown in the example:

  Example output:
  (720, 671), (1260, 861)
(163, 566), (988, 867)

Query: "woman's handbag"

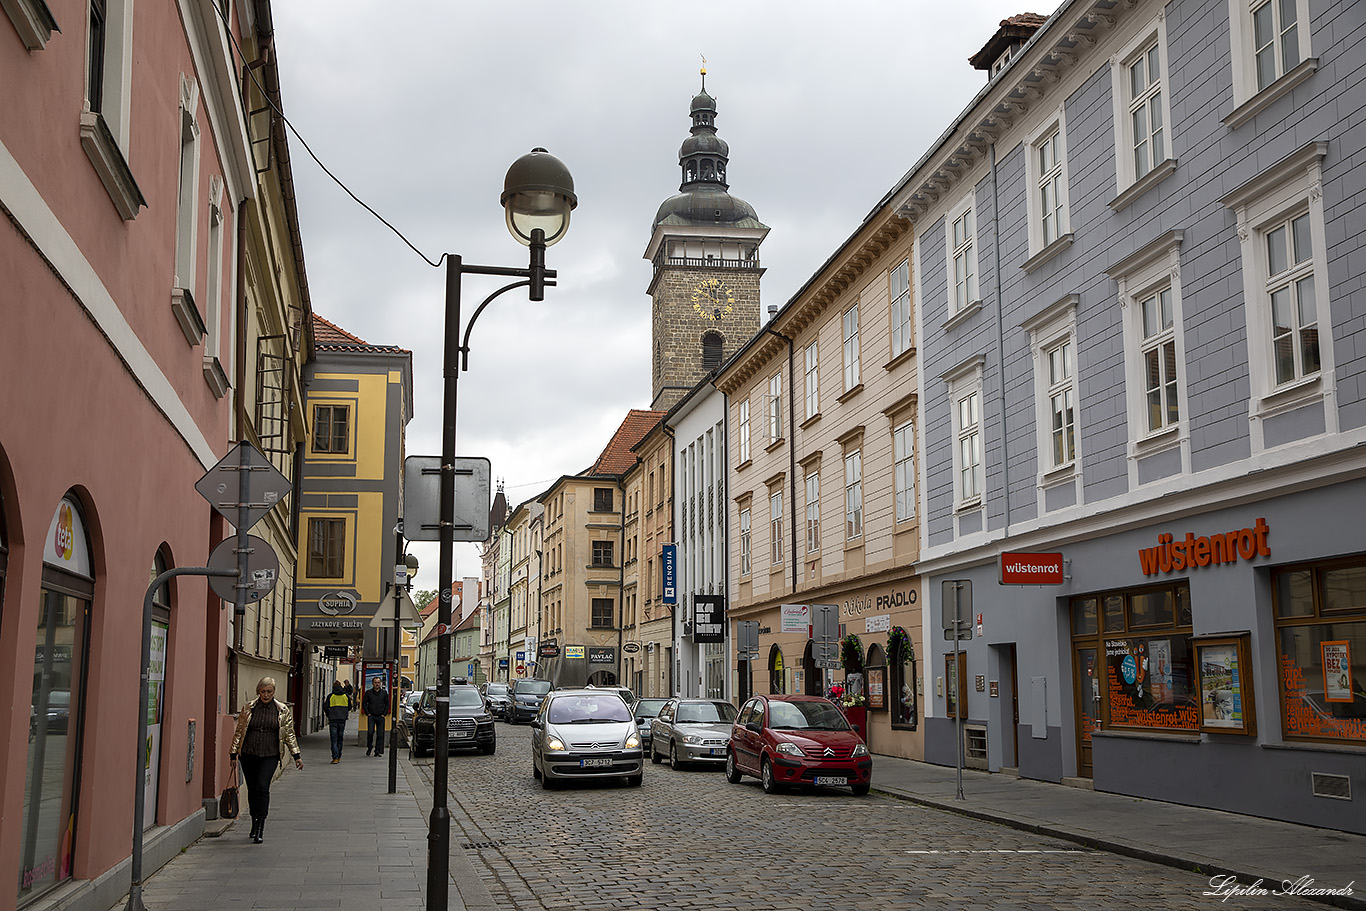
(219, 762), (240, 819)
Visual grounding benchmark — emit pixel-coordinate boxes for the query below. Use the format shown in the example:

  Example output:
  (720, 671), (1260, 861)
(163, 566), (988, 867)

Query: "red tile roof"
(969, 11), (1048, 70)
(312, 313), (410, 355)
(588, 409), (667, 477)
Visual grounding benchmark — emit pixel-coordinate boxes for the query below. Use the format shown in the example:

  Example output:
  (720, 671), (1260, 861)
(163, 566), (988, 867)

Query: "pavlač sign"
(999, 552), (1064, 585)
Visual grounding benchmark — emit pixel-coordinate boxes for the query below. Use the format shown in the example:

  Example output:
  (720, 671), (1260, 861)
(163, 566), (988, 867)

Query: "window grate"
(1311, 773), (1351, 801)
(255, 334), (293, 454)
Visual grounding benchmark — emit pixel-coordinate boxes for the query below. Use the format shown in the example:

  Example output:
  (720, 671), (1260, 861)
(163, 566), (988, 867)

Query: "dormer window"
(991, 46), (1014, 76)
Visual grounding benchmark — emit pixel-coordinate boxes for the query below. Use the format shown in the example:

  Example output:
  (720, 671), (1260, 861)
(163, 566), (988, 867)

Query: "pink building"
(1, 3), (286, 910)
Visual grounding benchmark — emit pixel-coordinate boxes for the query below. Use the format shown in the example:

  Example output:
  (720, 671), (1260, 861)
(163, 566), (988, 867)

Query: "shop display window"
(1274, 559), (1366, 744)
(1071, 580), (1197, 733)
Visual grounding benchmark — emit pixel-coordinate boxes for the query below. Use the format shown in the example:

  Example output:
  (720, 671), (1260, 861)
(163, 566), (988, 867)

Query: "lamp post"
(428, 148), (575, 910)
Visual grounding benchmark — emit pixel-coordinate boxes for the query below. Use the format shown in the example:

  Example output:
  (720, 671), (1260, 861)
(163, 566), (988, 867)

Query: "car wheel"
(761, 758), (780, 794)
(482, 741), (496, 756)
(725, 750), (743, 784)
(627, 774), (643, 787)
(851, 783), (870, 796)
(650, 741), (662, 764)
(532, 760), (542, 780)
(670, 742), (686, 771)
(541, 770), (557, 790)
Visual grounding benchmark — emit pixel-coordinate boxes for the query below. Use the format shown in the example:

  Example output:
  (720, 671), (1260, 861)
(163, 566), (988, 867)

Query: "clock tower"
(645, 68), (767, 411)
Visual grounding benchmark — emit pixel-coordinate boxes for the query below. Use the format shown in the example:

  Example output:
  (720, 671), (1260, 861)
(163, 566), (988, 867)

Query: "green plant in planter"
(887, 626), (913, 664)
(840, 634), (864, 672)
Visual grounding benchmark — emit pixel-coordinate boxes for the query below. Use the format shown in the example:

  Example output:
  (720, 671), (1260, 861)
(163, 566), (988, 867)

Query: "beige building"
(620, 420), (675, 696)
(537, 410), (663, 688)
(715, 205), (925, 760)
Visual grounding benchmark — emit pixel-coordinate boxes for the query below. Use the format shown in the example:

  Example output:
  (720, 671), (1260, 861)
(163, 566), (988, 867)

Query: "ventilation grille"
(1311, 773), (1351, 801)
(965, 724), (989, 761)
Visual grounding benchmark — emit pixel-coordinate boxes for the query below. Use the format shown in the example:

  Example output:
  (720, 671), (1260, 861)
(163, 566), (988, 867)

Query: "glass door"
(1073, 645), (1102, 777)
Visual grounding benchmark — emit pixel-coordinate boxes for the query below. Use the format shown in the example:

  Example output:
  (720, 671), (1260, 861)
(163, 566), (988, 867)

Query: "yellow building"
(295, 315), (411, 732)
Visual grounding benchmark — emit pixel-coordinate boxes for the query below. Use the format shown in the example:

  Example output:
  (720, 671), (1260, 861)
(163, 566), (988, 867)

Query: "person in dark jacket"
(342, 679), (355, 710)
(326, 681), (350, 763)
(362, 677), (389, 757)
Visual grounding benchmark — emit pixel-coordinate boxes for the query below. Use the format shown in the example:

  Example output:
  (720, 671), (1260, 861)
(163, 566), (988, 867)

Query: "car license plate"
(814, 775), (848, 786)
(580, 758), (612, 768)
(709, 748), (726, 756)
(453, 730), (472, 739)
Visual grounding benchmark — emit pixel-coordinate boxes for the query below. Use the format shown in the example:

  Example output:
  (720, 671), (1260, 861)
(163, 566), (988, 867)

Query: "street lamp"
(428, 148), (575, 910)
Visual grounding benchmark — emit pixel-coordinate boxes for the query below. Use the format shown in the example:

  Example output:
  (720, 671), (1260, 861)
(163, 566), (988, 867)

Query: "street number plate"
(581, 757), (612, 768)
(814, 775), (848, 786)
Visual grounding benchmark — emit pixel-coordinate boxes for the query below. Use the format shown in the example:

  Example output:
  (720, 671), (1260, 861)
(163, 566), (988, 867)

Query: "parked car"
(508, 678), (553, 723)
(482, 682), (512, 719)
(399, 690), (423, 744)
(726, 695), (871, 795)
(29, 689), (71, 739)
(409, 682), (496, 757)
(651, 698), (737, 769)
(531, 688), (643, 789)
(631, 698), (670, 752)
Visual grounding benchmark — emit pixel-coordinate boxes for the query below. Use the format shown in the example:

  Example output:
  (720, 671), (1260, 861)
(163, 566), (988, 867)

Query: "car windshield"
(676, 701), (738, 724)
(449, 687), (483, 707)
(485, 684), (509, 696)
(517, 681), (552, 696)
(548, 694), (632, 724)
(766, 700), (851, 731)
(634, 699), (669, 718)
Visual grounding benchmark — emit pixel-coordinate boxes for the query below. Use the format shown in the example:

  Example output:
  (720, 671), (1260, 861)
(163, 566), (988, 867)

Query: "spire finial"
(700, 54), (707, 92)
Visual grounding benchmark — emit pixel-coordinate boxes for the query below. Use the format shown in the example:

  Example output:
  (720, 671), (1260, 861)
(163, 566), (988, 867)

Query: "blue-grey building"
(900, 0), (1365, 832)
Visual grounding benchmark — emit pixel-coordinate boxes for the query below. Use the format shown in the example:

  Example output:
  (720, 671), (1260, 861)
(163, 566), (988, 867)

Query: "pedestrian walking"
(326, 680), (350, 763)
(342, 679), (355, 710)
(362, 676), (389, 757)
(229, 676), (303, 844)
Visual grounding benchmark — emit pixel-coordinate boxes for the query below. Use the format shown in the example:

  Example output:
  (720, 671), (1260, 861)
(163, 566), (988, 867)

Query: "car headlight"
(775, 742), (802, 756)
(476, 714), (491, 723)
(546, 737), (565, 751)
(852, 743), (869, 757)
(684, 734), (703, 745)
(624, 733), (641, 749)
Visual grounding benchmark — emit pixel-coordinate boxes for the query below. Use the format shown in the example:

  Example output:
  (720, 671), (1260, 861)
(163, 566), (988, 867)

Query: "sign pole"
(953, 581), (965, 801)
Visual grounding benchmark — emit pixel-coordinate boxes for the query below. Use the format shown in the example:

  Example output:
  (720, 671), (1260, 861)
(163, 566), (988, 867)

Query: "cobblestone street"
(412, 723), (1330, 911)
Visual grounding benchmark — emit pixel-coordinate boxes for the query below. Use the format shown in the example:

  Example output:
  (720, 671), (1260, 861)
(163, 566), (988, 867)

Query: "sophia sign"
(999, 552), (1064, 585)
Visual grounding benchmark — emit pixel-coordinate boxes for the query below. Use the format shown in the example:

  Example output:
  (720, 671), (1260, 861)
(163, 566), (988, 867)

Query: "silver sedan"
(649, 699), (738, 769)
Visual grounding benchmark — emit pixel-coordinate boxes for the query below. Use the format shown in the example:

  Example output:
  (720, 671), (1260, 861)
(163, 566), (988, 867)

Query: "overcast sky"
(271, 0), (1042, 584)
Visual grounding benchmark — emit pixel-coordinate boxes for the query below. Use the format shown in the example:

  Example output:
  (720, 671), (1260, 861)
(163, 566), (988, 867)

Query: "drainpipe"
(761, 322), (798, 595)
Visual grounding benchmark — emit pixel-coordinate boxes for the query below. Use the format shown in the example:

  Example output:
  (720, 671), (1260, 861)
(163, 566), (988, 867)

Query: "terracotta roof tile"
(588, 409), (667, 477)
(969, 11), (1048, 70)
(312, 313), (411, 355)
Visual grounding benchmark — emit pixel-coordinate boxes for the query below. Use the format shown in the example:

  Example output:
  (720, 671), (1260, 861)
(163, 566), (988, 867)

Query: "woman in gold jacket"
(230, 676), (303, 843)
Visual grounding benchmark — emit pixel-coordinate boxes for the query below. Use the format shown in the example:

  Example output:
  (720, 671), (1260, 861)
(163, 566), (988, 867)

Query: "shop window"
(1273, 559), (1366, 744)
(1070, 580), (1197, 733)
(891, 634), (918, 729)
(143, 549), (172, 827)
(769, 644), (786, 694)
(866, 645), (887, 710)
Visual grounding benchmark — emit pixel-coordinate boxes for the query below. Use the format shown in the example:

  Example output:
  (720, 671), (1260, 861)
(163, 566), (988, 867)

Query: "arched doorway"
(586, 669), (617, 687)
(866, 643), (887, 713)
(144, 548), (174, 828)
(890, 628), (918, 729)
(768, 644), (785, 694)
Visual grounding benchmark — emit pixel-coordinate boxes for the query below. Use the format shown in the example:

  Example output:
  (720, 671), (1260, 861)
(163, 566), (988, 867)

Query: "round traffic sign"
(516, 664), (525, 675)
(436, 623), (448, 635)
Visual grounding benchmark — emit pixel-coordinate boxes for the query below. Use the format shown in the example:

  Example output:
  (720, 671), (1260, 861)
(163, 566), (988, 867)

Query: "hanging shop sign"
(693, 595), (726, 643)
(1138, 518), (1270, 576)
(999, 552), (1064, 585)
(661, 544), (677, 604)
(588, 646), (616, 664)
(565, 645), (586, 660)
(318, 591), (359, 615)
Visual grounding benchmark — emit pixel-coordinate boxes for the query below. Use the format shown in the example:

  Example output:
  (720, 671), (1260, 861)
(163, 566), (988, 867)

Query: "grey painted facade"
(902, 0), (1366, 832)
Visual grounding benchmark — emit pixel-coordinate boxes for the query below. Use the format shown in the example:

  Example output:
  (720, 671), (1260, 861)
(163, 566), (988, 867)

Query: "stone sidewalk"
(108, 716), (488, 911)
(871, 755), (1365, 910)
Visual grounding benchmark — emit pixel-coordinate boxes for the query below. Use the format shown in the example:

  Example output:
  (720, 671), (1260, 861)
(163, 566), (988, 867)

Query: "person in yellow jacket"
(326, 680), (351, 763)
(229, 676), (302, 844)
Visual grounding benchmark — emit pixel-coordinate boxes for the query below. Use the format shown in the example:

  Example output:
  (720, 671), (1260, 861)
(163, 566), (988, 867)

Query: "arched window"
(890, 631), (918, 729)
(702, 332), (723, 371)
(768, 644), (785, 694)
(144, 548), (174, 827)
(865, 644), (887, 712)
(685, 163), (696, 183)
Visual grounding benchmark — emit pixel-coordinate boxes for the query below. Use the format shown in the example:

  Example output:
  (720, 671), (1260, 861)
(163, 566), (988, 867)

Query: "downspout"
(761, 324), (798, 594)
(989, 143), (1010, 534)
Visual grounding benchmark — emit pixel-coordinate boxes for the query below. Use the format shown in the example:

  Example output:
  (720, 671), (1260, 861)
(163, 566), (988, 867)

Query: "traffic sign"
(402, 455), (492, 542)
(206, 535), (278, 603)
(943, 622), (973, 641)
(195, 441), (291, 531)
(369, 586), (422, 627)
(516, 664), (525, 675)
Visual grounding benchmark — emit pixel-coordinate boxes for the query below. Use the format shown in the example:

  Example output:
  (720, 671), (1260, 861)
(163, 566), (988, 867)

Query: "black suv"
(409, 681), (496, 757)
(508, 678), (553, 723)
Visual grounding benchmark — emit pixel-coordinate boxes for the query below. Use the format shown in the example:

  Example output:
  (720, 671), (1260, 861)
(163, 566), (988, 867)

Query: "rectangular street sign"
(402, 455), (492, 542)
(737, 620), (759, 653)
(815, 658), (841, 669)
(811, 604), (839, 642)
(942, 580), (973, 629)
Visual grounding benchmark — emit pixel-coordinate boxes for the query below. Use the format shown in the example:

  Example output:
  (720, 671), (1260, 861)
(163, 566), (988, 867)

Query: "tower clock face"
(691, 278), (736, 321)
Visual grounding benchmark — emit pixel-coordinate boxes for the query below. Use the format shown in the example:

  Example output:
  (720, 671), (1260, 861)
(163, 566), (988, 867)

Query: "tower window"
(703, 332), (723, 370)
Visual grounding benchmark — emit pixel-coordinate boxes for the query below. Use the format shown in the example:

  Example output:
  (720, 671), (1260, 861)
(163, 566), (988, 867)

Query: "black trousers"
(239, 754), (280, 820)
(367, 714), (386, 753)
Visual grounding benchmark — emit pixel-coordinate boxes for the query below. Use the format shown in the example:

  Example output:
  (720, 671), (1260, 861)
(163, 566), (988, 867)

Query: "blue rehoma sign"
(661, 544), (677, 604)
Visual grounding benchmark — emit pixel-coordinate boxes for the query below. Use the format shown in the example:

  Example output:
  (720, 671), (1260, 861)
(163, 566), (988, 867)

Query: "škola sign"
(1138, 518), (1270, 576)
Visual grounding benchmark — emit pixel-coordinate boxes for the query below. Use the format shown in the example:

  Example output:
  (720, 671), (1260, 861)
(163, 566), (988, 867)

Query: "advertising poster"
(1199, 643), (1242, 727)
(1323, 641), (1352, 702)
(1149, 638), (1173, 705)
(144, 619), (168, 826)
(867, 667), (885, 709)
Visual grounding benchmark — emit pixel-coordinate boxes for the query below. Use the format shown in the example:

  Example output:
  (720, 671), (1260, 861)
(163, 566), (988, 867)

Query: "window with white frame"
(842, 305), (860, 391)
(1025, 296), (1081, 480)
(174, 93), (201, 299)
(1025, 111), (1071, 257)
(1227, 0), (1315, 118)
(1048, 341), (1077, 465)
(944, 357), (986, 508)
(739, 507), (751, 575)
(1111, 21), (1175, 197)
(738, 399), (750, 463)
(805, 473), (820, 554)
(768, 373), (782, 443)
(844, 451), (863, 540)
(804, 342), (819, 420)
(770, 492), (784, 565)
(1222, 142), (1331, 426)
(945, 198), (977, 314)
(1107, 230), (1189, 456)
(890, 258), (912, 356)
(893, 422), (915, 523)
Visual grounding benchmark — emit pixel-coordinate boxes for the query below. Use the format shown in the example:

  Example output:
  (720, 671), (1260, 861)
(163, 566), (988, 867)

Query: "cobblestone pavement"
(412, 723), (1329, 911)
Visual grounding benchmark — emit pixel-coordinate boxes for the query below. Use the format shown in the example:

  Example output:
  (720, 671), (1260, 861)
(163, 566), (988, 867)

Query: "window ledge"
(1253, 374), (1324, 421)
(764, 437), (786, 453)
(844, 538), (864, 553)
(942, 300), (982, 332)
(80, 110), (146, 221)
(171, 287), (206, 346)
(1021, 234), (1074, 274)
(1092, 729), (1200, 744)
(955, 498), (982, 515)
(2, 0), (59, 49)
(1109, 158), (1177, 211)
(1129, 424), (1182, 461)
(799, 412), (822, 431)
(203, 355), (229, 398)
(1224, 58), (1319, 130)
(735, 458), (753, 473)
(1037, 462), (1077, 489)
(836, 383), (864, 405)
(1262, 740), (1366, 756)
(884, 345), (917, 372)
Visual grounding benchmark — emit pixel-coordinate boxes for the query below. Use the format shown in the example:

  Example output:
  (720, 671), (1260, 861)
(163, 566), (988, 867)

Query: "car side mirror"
(852, 724), (862, 734)
(746, 721), (762, 733)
